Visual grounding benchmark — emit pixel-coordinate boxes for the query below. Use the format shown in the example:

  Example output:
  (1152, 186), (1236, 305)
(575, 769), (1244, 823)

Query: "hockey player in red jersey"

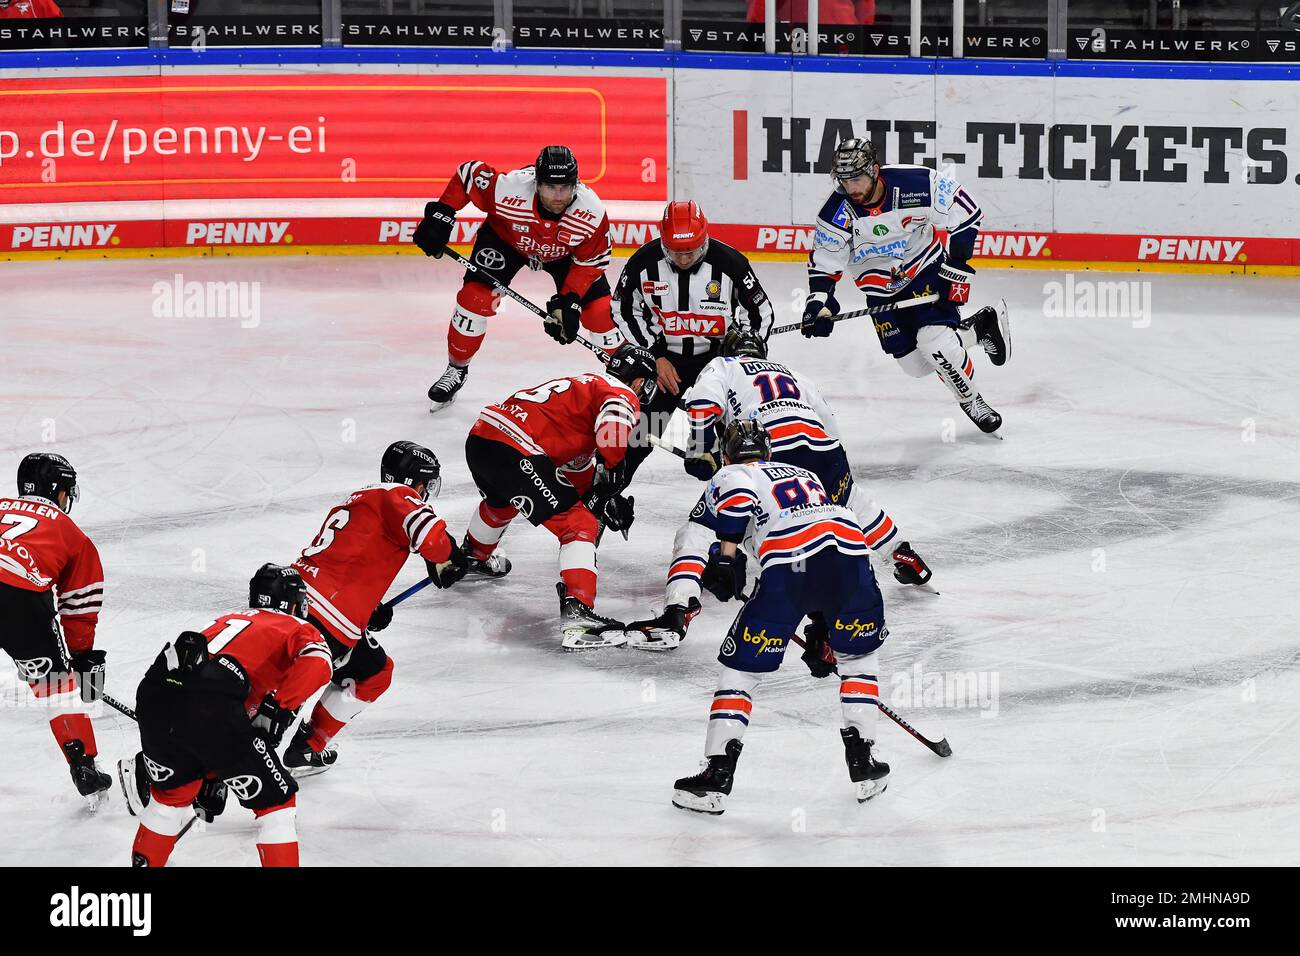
(463, 344), (657, 648)
(283, 440), (486, 773)
(0, 453), (111, 806)
(127, 565), (333, 867)
(413, 145), (626, 411)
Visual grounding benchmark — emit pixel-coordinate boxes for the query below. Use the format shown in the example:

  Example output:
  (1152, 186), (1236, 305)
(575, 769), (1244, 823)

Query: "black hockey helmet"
(606, 343), (658, 406)
(721, 419), (771, 465)
(249, 563), (310, 619)
(832, 137), (878, 183)
(381, 440), (442, 500)
(720, 326), (768, 360)
(535, 145), (578, 186)
(17, 452), (79, 513)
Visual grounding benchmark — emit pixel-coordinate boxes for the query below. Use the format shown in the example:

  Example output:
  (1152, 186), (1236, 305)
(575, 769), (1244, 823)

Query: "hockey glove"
(367, 602), (394, 633)
(544, 292), (582, 345)
(251, 693), (296, 748)
(598, 493), (636, 534)
(592, 456), (627, 497)
(683, 451), (720, 482)
(938, 260), (975, 304)
(412, 201), (456, 258)
(801, 614), (838, 679)
(701, 543), (747, 602)
(70, 649), (107, 704)
(193, 776), (228, 823)
(800, 292), (840, 338)
(163, 630), (210, 675)
(428, 534), (470, 589)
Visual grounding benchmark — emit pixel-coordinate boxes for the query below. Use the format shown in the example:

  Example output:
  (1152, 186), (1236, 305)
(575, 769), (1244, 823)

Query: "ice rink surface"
(2, 254), (1298, 866)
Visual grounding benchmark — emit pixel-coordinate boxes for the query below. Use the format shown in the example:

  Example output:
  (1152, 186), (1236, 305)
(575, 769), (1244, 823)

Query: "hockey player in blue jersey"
(801, 138), (1011, 435)
(669, 420), (891, 814)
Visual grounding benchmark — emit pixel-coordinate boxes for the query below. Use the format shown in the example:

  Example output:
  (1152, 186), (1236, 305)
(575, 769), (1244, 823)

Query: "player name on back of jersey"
(0, 498), (64, 519)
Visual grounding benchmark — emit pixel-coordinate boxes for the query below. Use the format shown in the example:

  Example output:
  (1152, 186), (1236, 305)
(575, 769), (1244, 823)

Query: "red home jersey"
(469, 372), (640, 471)
(0, 0), (64, 18)
(198, 609), (333, 713)
(292, 484), (452, 646)
(0, 496), (104, 653)
(440, 161), (612, 297)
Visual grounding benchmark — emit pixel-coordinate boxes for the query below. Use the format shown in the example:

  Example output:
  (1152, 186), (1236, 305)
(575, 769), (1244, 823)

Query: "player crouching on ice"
(463, 345), (656, 649)
(670, 421), (891, 814)
(801, 137), (1011, 435)
(124, 565), (333, 867)
(625, 327), (931, 651)
(284, 441), (486, 776)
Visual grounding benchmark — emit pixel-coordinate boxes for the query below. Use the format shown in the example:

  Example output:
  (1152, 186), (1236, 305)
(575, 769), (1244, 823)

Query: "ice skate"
(841, 727), (889, 803)
(558, 583), (627, 650)
(428, 363), (469, 412)
(672, 739), (743, 815)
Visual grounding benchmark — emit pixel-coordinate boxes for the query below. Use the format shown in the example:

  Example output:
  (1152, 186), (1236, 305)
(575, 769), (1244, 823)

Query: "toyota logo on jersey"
(475, 248), (506, 271)
(13, 657), (53, 682)
(510, 495), (534, 518)
(143, 755), (174, 783)
(225, 774), (263, 801)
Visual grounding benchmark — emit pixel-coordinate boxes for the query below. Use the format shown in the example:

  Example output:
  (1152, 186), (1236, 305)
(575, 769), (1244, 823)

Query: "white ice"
(2, 254), (1298, 866)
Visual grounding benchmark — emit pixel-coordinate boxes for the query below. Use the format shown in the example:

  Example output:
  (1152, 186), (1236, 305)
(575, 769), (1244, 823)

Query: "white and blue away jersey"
(704, 461), (868, 571)
(808, 163), (981, 301)
(681, 356), (842, 456)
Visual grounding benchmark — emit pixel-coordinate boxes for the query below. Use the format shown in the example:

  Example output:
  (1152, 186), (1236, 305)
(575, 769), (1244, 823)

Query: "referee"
(613, 200), (775, 483)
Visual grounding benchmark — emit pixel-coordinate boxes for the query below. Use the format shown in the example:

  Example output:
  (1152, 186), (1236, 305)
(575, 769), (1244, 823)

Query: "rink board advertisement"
(2, 59), (1299, 269)
(0, 73), (666, 204)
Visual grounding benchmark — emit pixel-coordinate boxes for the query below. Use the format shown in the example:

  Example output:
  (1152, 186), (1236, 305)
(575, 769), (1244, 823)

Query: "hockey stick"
(770, 294), (939, 336)
(444, 248), (551, 322)
(446, 249), (627, 367)
(789, 634), (952, 758)
(104, 692), (137, 722)
(383, 576), (434, 610)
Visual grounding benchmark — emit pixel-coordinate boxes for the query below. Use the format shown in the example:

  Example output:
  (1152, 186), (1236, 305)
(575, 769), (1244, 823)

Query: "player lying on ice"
(624, 327), (932, 651)
(462, 345), (658, 649)
(801, 137), (1011, 435)
(668, 420), (892, 814)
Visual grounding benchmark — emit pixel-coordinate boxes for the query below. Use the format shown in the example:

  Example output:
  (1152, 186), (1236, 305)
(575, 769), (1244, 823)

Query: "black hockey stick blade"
(878, 702), (953, 757)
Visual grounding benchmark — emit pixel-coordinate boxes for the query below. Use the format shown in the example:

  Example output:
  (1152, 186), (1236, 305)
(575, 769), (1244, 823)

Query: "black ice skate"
(965, 298), (1011, 367)
(427, 363), (469, 413)
(672, 739), (743, 815)
(891, 541), (934, 587)
(840, 727), (889, 803)
(283, 722), (338, 778)
(463, 535), (512, 579)
(626, 597), (701, 651)
(557, 582), (627, 650)
(63, 740), (112, 809)
(960, 394), (1003, 436)
(117, 750), (150, 817)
